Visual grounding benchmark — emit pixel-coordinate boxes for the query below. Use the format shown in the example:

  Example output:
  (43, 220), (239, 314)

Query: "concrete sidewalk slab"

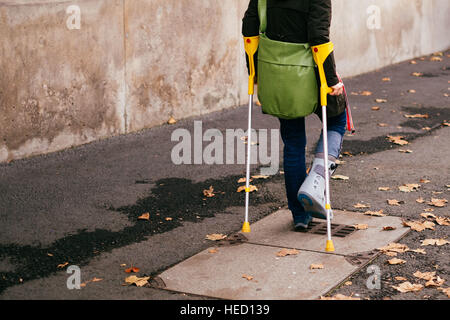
(159, 243), (357, 300)
(243, 209), (409, 255)
(157, 209), (409, 300)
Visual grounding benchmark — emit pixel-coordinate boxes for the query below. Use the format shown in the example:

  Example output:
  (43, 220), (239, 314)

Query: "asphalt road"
(0, 50), (449, 300)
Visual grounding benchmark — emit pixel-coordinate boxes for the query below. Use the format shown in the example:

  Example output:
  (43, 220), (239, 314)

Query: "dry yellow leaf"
(383, 226), (397, 231)
(382, 77), (391, 82)
(138, 212), (150, 220)
(378, 243), (410, 254)
(125, 275), (150, 287)
(378, 187), (391, 191)
(411, 72), (423, 77)
(387, 135), (409, 146)
(410, 248), (426, 254)
(427, 198), (448, 207)
(438, 287), (450, 298)
(331, 175), (350, 181)
(395, 276), (407, 281)
(387, 199), (403, 206)
(421, 238), (450, 246)
(203, 185), (215, 198)
(360, 91), (373, 96)
(435, 217), (450, 226)
(375, 98), (388, 103)
(354, 203), (370, 209)
(416, 198), (425, 204)
(393, 282), (423, 293)
(57, 262), (69, 269)
(237, 185), (258, 193)
(404, 114), (429, 119)
(353, 224), (369, 230)
(388, 258), (406, 265)
(398, 184), (420, 192)
(426, 276), (445, 287)
(378, 123), (388, 127)
(167, 116), (177, 125)
(205, 233), (227, 241)
(430, 56), (443, 62)
(208, 248), (218, 254)
(402, 220), (434, 232)
(310, 264), (324, 270)
(413, 271), (436, 281)
(407, 89), (416, 94)
(320, 294), (360, 300)
(165, 217), (173, 221)
(344, 281), (352, 286)
(251, 175), (270, 180)
(399, 149), (413, 153)
(372, 106), (381, 111)
(364, 210), (386, 217)
(276, 248), (300, 257)
(410, 60), (417, 65)
(242, 274), (254, 281)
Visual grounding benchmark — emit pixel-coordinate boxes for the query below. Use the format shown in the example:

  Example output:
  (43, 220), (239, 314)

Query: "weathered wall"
(0, 0), (449, 163)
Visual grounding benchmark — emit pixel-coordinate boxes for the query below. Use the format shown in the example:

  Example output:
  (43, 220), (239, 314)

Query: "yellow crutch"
(311, 42), (335, 252)
(242, 36), (259, 233)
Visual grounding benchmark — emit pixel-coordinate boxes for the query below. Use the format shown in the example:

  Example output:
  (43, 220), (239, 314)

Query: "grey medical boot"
(297, 157), (337, 220)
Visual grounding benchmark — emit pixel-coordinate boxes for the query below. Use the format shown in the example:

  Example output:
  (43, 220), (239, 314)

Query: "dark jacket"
(242, 0), (339, 87)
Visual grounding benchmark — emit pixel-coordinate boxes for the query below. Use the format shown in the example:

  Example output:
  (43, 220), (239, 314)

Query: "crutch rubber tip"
(325, 240), (335, 252)
(242, 222), (251, 233)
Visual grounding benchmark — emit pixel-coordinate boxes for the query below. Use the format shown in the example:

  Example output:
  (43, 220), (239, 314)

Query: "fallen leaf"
(120, 264), (127, 267)
(138, 212), (150, 220)
(420, 212), (437, 220)
(378, 243), (410, 254)
(320, 294), (360, 300)
(402, 220), (435, 232)
(398, 184), (420, 192)
(372, 106), (381, 111)
(205, 234), (227, 241)
(421, 238), (450, 246)
(387, 135), (409, 146)
(165, 217), (173, 221)
(208, 248), (218, 254)
(443, 122), (450, 127)
(378, 123), (388, 127)
(276, 248), (300, 257)
(353, 203), (370, 209)
(310, 264), (324, 270)
(388, 258), (406, 265)
(382, 77), (391, 82)
(416, 198), (426, 204)
(167, 116), (177, 125)
(125, 275), (150, 287)
(430, 56), (443, 62)
(438, 287), (450, 298)
(47, 253), (53, 257)
(424, 208), (435, 212)
(404, 114), (429, 119)
(426, 276), (446, 287)
(410, 60), (417, 65)
(251, 175), (270, 180)
(384, 251), (398, 257)
(427, 198), (448, 207)
(335, 159), (346, 165)
(411, 72), (423, 77)
(395, 276), (407, 281)
(435, 217), (450, 226)
(410, 248), (426, 254)
(353, 224), (369, 230)
(387, 199), (404, 206)
(360, 91), (373, 96)
(383, 226), (397, 231)
(125, 267), (140, 273)
(375, 98), (388, 103)
(407, 89), (417, 93)
(57, 262), (69, 269)
(393, 282), (423, 293)
(364, 210), (386, 217)
(203, 185), (215, 198)
(242, 274), (254, 281)
(331, 175), (349, 181)
(237, 185), (258, 193)
(342, 151), (353, 157)
(399, 149), (413, 153)
(378, 187), (391, 191)
(344, 281), (352, 286)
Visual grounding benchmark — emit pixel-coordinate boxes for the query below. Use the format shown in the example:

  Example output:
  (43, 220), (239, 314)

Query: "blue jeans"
(279, 111), (347, 225)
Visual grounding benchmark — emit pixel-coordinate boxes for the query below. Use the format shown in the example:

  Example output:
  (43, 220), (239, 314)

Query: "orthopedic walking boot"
(297, 157), (337, 220)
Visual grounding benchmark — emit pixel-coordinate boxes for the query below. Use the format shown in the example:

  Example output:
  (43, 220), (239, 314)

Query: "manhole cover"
(296, 221), (356, 238)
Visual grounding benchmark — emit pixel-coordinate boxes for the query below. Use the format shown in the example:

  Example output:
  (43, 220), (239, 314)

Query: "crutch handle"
(311, 42), (334, 106)
(244, 36), (260, 95)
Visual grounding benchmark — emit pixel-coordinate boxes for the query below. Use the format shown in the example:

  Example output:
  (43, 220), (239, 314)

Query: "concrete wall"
(1, 0), (449, 163)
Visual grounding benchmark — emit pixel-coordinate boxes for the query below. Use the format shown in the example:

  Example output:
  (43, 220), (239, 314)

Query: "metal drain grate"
(296, 221), (356, 238)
